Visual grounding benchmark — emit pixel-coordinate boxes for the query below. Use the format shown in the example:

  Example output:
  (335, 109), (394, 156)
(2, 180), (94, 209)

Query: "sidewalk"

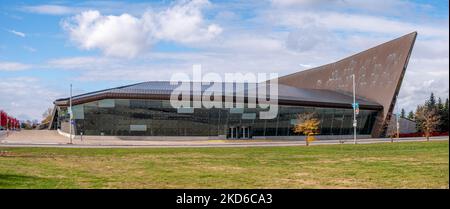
(0, 130), (7, 138)
(0, 130), (448, 148)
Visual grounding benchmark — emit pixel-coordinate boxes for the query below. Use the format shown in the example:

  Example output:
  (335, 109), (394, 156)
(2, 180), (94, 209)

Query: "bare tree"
(386, 117), (398, 143)
(415, 106), (440, 141)
(41, 107), (53, 124)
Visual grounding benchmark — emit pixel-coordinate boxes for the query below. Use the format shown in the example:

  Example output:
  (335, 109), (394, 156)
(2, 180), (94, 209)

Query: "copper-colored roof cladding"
(277, 32), (417, 137)
(54, 82), (383, 109)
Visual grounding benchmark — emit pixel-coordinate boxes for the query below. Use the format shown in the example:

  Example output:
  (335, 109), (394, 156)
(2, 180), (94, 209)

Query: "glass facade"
(57, 99), (378, 138)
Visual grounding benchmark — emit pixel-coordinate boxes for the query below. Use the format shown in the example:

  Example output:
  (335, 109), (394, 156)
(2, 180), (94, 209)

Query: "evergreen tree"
(415, 94), (448, 133)
(415, 105), (423, 132)
(400, 108), (406, 118)
(426, 92), (436, 109)
(445, 98), (449, 112)
(407, 111), (414, 120)
(440, 98), (449, 132)
(437, 98), (444, 132)
(437, 97), (443, 110)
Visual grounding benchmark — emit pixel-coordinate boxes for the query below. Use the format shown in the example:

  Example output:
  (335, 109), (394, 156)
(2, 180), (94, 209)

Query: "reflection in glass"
(58, 99), (378, 137)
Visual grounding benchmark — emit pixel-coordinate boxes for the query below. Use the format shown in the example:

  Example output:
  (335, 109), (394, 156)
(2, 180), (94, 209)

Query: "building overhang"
(54, 82), (383, 110)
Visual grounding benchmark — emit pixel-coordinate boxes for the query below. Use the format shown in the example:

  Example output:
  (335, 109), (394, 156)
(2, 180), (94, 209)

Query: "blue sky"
(0, 0), (449, 120)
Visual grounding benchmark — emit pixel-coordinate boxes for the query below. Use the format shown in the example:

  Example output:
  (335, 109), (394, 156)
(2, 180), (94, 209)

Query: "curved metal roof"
(54, 81), (382, 110)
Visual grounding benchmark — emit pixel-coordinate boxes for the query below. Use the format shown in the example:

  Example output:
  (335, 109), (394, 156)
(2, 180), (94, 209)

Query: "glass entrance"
(228, 127), (238, 139)
(227, 126), (252, 139)
(241, 126), (250, 139)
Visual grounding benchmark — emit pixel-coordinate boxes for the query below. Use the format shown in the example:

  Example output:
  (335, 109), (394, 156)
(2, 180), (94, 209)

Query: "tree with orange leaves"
(293, 112), (320, 146)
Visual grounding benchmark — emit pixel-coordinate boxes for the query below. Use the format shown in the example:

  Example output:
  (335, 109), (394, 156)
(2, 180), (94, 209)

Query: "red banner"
(0, 111), (7, 127)
(0, 111), (20, 129)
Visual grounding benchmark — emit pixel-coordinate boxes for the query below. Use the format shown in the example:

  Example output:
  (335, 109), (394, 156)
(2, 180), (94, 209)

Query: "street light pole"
(352, 74), (357, 144)
(69, 84), (73, 144)
(396, 113), (400, 141)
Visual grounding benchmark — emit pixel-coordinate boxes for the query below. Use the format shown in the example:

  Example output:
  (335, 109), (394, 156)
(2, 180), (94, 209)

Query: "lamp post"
(352, 74), (357, 144)
(396, 113), (400, 140)
(69, 84), (73, 144)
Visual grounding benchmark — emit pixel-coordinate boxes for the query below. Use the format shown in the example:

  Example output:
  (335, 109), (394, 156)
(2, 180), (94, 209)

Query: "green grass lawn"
(0, 141), (448, 189)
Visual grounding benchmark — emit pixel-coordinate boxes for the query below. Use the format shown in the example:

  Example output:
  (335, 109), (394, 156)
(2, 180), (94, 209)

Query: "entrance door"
(241, 126), (247, 139)
(241, 126), (252, 139)
(228, 127), (238, 139)
(228, 126), (252, 139)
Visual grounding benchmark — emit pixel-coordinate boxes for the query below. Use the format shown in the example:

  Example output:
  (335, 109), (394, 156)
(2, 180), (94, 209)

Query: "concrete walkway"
(0, 130), (448, 148)
(0, 130), (7, 138)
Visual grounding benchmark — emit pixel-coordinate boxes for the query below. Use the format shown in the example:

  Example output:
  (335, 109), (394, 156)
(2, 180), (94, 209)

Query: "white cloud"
(23, 46), (37, 52)
(285, 21), (333, 52)
(143, 0), (222, 43)
(61, 0), (222, 58)
(0, 61), (31, 71)
(271, 0), (430, 17)
(391, 53), (449, 113)
(62, 10), (149, 58)
(46, 56), (119, 71)
(272, 0), (337, 7)
(206, 34), (285, 53)
(0, 77), (63, 121)
(48, 56), (105, 67)
(23, 5), (79, 15)
(8, 29), (26, 37)
(269, 11), (448, 38)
